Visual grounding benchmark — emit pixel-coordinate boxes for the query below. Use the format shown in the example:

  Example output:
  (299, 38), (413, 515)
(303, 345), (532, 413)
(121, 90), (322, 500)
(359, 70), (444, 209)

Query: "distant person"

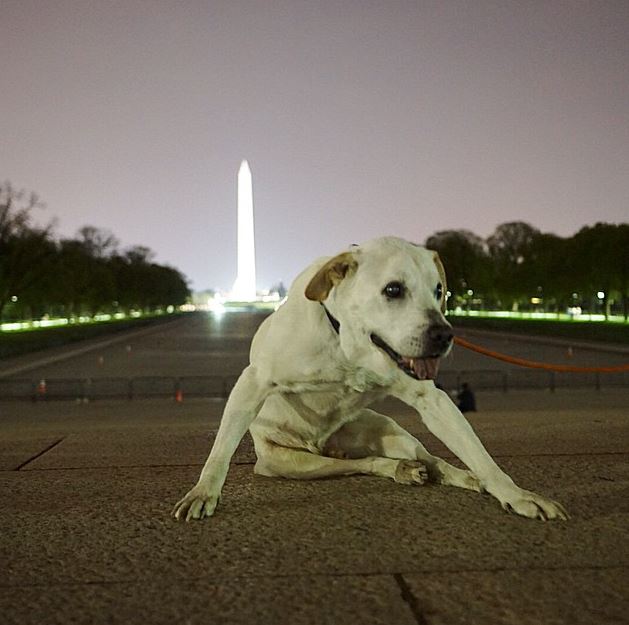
(457, 382), (476, 413)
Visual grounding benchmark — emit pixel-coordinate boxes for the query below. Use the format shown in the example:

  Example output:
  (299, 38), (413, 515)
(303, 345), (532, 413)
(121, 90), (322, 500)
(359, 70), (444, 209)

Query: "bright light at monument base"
(208, 294), (226, 316)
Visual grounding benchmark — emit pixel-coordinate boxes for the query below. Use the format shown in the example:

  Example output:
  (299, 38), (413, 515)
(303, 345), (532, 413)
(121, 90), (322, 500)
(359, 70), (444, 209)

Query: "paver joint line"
(394, 573), (429, 625)
(14, 438), (64, 471)
(6, 460), (257, 474)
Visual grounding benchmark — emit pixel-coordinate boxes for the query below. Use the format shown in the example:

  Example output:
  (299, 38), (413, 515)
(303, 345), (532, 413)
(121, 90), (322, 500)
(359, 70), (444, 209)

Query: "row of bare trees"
(426, 221), (629, 319)
(0, 183), (189, 321)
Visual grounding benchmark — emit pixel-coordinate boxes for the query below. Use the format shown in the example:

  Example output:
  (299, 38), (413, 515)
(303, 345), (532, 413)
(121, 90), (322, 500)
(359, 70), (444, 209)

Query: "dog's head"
(305, 237), (452, 381)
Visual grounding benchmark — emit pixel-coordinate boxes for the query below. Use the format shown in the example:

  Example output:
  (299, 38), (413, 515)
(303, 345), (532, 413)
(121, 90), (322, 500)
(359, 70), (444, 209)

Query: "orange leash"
(453, 336), (629, 373)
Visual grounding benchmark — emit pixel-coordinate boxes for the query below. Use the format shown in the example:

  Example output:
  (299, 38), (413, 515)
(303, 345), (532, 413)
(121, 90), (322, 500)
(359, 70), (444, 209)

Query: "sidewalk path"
(0, 316), (190, 378)
(1, 391), (628, 625)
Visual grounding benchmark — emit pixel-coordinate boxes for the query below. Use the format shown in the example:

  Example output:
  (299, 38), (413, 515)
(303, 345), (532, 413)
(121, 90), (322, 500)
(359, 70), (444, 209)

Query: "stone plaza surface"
(1, 313), (628, 624)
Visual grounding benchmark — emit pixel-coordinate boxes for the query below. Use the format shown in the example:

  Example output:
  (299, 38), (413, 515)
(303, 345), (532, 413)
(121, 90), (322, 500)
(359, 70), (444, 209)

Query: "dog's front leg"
(173, 365), (271, 522)
(391, 381), (568, 521)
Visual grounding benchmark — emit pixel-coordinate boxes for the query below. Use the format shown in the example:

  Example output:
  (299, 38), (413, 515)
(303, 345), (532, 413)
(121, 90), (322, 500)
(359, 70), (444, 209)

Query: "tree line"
(426, 221), (629, 319)
(0, 183), (190, 321)
(2, 183), (627, 322)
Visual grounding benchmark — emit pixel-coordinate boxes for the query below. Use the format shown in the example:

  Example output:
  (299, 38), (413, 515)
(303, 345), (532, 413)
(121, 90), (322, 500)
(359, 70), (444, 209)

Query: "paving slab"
(2, 456), (627, 587)
(0, 574), (416, 625)
(402, 568), (629, 625)
(2, 399), (627, 471)
(0, 394), (627, 622)
(10, 414), (628, 474)
(395, 408), (629, 459)
(2, 312), (628, 624)
(0, 397), (226, 432)
(19, 429), (257, 470)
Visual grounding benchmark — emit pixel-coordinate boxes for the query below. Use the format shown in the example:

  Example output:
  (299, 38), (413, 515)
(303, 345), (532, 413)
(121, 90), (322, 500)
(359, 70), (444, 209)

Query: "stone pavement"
(1, 390), (628, 625)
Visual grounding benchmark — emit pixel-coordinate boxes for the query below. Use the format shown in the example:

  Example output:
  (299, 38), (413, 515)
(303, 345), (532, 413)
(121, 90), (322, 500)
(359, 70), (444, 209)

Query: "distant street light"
(597, 291), (605, 300)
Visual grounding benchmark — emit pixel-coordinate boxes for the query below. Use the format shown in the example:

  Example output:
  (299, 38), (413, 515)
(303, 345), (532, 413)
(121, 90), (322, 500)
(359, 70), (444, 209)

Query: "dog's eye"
(384, 282), (405, 299)
(434, 282), (443, 300)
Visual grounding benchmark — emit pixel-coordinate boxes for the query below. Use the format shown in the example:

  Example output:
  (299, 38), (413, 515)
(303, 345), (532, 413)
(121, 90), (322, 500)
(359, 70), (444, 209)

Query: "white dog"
(174, 237), (568, 522)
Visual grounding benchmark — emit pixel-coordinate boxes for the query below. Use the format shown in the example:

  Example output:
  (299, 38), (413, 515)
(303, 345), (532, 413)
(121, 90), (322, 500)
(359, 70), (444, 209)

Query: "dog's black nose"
(427, 324), (453, 353)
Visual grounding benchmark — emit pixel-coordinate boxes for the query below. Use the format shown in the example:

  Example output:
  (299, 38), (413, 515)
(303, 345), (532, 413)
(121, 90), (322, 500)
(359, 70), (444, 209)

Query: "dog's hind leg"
(322, 409), (481, 493)
(254, 440), (428, 485)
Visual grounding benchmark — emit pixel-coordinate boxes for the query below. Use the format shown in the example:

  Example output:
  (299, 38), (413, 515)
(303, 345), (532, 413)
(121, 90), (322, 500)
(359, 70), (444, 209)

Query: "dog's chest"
(270, 385), (380, 449)
(252, 381), (379, 454)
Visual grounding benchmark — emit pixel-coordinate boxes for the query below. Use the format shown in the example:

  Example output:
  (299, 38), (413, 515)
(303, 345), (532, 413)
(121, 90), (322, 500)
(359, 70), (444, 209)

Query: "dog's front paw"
(172, 484), (220, 522)
(500, 488), (569, 521)
(395, 459), (428, 485)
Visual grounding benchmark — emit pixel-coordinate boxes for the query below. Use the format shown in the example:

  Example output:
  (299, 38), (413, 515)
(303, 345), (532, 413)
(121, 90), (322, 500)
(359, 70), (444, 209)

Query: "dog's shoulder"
(249, 255), (339, 374)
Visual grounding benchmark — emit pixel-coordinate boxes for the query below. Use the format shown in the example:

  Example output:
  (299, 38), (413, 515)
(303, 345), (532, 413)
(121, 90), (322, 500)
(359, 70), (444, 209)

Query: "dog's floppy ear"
(305, 252), (357, 302)
(432, 252), (448, 313)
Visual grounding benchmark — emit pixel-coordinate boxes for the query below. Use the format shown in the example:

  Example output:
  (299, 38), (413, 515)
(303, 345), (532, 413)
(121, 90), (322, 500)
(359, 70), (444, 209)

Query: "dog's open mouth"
(370, 334), (440, 381)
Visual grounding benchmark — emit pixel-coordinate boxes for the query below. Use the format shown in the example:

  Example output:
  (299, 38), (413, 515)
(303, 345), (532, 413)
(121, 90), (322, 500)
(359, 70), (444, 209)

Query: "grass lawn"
(449, 314), (629, 344)
(0, 314), (183, 359)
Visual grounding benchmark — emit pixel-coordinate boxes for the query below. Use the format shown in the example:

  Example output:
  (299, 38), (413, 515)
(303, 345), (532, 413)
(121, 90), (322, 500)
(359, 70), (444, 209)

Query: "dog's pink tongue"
(413, 358), (440, 380)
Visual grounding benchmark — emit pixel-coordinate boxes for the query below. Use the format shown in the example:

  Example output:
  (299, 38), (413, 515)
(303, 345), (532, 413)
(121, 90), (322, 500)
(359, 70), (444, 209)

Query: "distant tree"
(76, 225), (119, 259)
(110, 246), (189, 311)
(124, 246), (154, 267)
(425, 230), (491, 307)
(617, 224), (629, 320)
(5, 237), (59, 319)
(146, 264), (190, 308)
(0, 186), (192, 321)
(113, 246), (155, 311)
(486, 221), (541, 310)
(422, 220), (629, 317)
(0, 183), (56, 319)
(570, 223), (629, 319)
(49, 236), (115, 316)
(525, 232), (571, 312)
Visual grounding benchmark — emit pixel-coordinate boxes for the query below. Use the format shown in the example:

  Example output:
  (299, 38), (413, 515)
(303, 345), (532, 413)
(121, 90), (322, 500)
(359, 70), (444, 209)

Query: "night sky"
(2, 1), (627, 291)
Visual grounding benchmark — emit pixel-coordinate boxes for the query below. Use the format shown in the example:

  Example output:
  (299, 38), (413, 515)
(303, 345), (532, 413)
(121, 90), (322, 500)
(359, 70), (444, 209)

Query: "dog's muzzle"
(425, 323), (453, 356)
(371, 323), (453, 381)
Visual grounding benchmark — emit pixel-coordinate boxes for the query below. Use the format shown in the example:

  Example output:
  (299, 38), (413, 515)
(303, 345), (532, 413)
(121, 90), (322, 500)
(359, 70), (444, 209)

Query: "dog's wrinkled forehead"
(305, 236), (446, 308)
(353, 237), (435, 281)
(345, 237), (447, 313)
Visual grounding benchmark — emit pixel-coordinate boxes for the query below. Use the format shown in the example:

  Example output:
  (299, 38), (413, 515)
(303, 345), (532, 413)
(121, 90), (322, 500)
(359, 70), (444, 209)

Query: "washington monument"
(230, 160), (257, 301)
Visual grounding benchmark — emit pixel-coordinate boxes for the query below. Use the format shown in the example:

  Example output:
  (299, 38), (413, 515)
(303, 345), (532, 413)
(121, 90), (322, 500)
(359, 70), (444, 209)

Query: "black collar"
(321, 303), (340, 334)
